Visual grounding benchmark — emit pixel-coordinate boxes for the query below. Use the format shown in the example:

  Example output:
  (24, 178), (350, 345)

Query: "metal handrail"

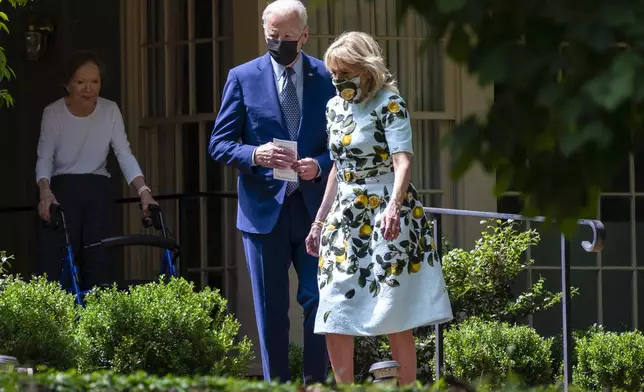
(426, 207), (605, 392)
(0, 191), (238, 214)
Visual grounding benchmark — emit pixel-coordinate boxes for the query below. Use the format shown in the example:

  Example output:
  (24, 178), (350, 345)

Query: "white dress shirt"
(251, 54), (320, 176)
(35, 97), (143, 185)
(271, 53), (304, 109)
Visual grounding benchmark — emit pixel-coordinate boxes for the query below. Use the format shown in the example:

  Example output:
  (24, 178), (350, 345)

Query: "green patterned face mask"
(332, 76), (362, 103)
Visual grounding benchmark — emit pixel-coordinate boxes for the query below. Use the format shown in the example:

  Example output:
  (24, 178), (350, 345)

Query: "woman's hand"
(38, 190), (59, 223)
(306, 224), (323, 257)
(381, 200), (401, 241)
(140, 190), (159, 217)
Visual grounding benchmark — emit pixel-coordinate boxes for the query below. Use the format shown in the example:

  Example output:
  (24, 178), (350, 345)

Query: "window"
(499, 152), (643, 334)
(121, 0), (237, 310)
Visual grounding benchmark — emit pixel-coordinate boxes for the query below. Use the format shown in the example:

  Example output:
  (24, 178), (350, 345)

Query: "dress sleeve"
(379, 94), (413, 155)
(35, 107), (58, 183)
(110, 103), (144, 184)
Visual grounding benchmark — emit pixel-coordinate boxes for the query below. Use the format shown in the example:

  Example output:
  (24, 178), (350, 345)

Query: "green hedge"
(0, 370), (580, 391)
(443, 317), (553, 389)
(0, 275), (77, 369)
(574, 326), (644, 391)
(75, 277), (254, 377)
(0, 273), (253, 377)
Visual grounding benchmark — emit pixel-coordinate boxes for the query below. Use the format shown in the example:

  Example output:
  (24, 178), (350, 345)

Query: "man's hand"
(292, 158), (320, 181)
(255, 142), (297, 169)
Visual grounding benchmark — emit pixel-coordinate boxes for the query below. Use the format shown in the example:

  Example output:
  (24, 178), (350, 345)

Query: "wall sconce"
(25, 13), (54, 61)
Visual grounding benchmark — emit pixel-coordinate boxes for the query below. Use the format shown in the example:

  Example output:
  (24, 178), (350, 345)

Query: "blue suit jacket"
(209, 52), (336, 234)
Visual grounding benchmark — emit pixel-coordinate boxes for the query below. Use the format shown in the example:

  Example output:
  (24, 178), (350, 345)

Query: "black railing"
(427, 207), (605, 392)
(0, 191), (238, 214)
(0, 193), (607, 390)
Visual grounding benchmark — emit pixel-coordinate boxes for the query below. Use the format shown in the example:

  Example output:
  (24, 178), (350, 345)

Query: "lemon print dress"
(314, 88), (454, 336)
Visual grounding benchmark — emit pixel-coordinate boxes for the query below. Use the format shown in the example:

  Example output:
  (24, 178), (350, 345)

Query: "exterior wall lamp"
(25, 13), (53, 61)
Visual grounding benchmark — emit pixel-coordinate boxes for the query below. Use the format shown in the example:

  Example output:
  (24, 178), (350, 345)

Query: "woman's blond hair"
(324, 31), (398, 102)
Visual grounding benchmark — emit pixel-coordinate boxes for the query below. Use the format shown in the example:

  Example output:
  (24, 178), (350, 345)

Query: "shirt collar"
(271, 52), (304, 79)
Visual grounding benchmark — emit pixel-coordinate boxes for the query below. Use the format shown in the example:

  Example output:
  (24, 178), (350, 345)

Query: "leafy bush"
(0, 250), (12, 276)
(574, 326), (644, 391)
(0, 275), (78, 369)
(288, 342), (303, 383)
(353, 334), (435, 384)
(74, 277), (254, 376)
(352, 220), (568, 385)
(442, 219), (575, 323)
(443, 317), (553, 389)
(353, 336), (391, 382)
(0, 369), (579, 392)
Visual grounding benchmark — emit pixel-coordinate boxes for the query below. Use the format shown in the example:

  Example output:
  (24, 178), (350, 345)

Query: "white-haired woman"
(305, 31), (453, 385)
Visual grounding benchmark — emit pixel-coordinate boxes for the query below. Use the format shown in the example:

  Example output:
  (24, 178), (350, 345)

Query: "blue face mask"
(332, 75), (362, 103)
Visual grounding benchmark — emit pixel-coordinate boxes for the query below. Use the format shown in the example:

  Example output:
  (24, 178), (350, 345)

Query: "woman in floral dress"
(305, 31), (453, 385)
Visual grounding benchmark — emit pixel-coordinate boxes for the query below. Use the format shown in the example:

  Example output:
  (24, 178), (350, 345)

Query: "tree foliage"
(0, 0), (28, 108)
(389, 0), (644, 232)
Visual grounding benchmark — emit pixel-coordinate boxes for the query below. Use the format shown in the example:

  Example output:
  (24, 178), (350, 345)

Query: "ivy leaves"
(0, 0), (28, 108)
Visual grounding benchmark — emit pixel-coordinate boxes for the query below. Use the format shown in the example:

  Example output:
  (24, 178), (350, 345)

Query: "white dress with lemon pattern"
(313, 89), (454, 336)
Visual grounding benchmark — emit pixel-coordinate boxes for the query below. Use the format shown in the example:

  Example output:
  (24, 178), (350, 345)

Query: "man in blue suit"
(208, 0), (335, 384)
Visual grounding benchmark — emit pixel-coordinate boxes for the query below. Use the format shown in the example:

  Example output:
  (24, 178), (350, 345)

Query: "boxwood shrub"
(74, 277), (254, 376)
(0, 275), (78, 370)
(0, 369), (576, 392)
(443, 317), (553, 389)
(574, 326), (644, 391)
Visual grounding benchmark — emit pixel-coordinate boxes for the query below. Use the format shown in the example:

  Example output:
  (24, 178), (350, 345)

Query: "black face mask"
(267, 37), (300, 66)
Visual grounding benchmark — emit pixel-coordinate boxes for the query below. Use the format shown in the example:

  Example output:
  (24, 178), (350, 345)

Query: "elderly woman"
(305, 32), (453, 385)
(35, 51), (157, 291)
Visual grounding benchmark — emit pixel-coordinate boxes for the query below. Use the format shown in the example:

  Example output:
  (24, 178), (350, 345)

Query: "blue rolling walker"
(47, 203), (180, 306)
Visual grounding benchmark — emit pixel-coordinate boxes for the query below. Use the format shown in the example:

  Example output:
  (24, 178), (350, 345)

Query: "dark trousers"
(35, 174), (115, 291)
(241, 191), (329, 384)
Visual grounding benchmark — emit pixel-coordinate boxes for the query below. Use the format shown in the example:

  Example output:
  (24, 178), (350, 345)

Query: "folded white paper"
(273, 138), (298, 182)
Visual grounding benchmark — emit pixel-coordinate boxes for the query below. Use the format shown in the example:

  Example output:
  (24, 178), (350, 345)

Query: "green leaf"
(445, 24), (471, 63)
(385, 279), (400, 288)
(343, 122), (356, 134)
(493, 167), (512, 197)
(558, 121), (612, 157)
(372, 283), (381, 297)
(437, 0), (466, 13)
(584, 52), (643, 110)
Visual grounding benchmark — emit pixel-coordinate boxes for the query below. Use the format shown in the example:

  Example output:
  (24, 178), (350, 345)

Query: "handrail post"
(561, 234), (573, 391)
(432, 214), (444, 382)
(178, 197), (187, 279)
